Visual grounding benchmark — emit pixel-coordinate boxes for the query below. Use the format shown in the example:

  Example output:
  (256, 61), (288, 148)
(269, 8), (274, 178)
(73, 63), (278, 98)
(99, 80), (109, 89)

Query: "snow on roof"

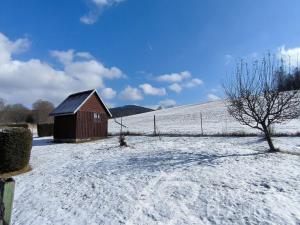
(49, 89), (112, 117)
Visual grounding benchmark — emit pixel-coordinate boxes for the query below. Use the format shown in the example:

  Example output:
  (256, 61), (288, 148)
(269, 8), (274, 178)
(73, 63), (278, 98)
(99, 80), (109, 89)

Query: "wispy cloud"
(80, 0), (125, 25)
(119, 85), (143, 101)
(157, 71), (203, 94)
(168, 83), (182, 93)
(207, 94), (221, 101)
(139, 83), (166, 96)
(159, 99), (176, 108)
(156, 71), (191, 83)
(183, 78), (203, 88)
(101, 87), (117, 99)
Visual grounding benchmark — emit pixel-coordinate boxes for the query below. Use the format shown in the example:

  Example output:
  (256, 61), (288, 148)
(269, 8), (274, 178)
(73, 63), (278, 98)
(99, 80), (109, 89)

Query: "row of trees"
(0, 99), (54, 124)
(276, 67), (300, 92)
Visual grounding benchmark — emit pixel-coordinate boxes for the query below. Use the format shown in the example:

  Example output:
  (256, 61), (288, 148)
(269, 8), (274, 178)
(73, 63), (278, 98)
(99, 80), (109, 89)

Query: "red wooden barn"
(50, 89), (112, 142)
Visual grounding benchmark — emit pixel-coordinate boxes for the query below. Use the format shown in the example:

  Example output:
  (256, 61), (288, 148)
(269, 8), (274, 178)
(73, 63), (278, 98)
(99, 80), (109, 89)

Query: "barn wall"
(79, 93), (107, 113)
(53, 115), (77, 140)
(76, 93), (108, 139)
(76, 111), (108, 139)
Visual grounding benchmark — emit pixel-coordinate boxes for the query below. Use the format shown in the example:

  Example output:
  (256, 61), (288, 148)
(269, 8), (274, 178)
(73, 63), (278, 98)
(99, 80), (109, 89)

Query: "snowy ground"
(108, 101), (300, 135)
(12, 135), (300, 225)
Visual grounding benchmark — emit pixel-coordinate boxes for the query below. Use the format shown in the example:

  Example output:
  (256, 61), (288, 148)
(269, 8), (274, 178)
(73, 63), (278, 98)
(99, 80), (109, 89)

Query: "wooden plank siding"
(76, 111), (108, 139)
(79, 93), (107, 113)
(76, 93), (108, 139)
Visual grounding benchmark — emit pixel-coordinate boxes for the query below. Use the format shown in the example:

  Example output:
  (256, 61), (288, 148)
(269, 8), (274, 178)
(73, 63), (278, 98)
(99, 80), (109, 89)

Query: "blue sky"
(0, 0), (300, 108)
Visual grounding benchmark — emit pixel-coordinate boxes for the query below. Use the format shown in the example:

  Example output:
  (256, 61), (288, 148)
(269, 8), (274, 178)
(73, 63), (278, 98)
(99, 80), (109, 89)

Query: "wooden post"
(0, 178), (15, 225)
(120, 117), (123, 135)
(200, 113), (203, 136)
(153, 115), (156, 136)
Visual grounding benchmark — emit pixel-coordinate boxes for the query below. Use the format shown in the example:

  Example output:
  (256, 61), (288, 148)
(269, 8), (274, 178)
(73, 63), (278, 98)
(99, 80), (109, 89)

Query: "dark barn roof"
(50, 89), (112, 117)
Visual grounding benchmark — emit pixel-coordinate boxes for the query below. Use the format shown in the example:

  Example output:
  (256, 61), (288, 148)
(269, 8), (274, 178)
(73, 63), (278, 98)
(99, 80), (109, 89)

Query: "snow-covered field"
(12, 135), (300, 225)
(9, 100), (300, 224)
(109, 101), (300, 135)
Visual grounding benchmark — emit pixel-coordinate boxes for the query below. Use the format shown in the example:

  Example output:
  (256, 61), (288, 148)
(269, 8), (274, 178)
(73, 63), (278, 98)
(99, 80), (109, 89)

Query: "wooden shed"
(49, 89), (112, 142)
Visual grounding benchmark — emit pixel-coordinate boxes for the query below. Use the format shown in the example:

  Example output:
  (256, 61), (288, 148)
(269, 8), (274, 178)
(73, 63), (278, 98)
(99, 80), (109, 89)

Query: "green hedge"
(0, 123), (29, 129)
(0, 127), (32, 173)
(37, 123), (53, 137)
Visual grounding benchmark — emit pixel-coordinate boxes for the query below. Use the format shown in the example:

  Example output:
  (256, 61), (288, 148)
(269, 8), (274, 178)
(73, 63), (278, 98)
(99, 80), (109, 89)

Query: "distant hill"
(109, 105), (155, 118)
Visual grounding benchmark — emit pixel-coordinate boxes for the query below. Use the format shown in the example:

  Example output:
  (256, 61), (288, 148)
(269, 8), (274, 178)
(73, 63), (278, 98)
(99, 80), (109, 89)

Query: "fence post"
(200, 113), (203, 136)
(153, 115), (156, 136)
(120, 117), (123, 135)
(0, 178), (15, 225)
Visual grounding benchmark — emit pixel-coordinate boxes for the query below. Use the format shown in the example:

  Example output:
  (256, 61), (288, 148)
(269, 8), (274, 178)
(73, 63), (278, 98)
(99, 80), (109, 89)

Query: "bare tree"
(223, 55), (300, 152)
(32, 99), (54, 123)
(0, 104), (29, 123)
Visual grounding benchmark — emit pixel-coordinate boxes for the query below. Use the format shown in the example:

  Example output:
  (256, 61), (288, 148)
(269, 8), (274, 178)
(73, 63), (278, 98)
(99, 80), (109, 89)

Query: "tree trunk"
(262, 125), (278, 152)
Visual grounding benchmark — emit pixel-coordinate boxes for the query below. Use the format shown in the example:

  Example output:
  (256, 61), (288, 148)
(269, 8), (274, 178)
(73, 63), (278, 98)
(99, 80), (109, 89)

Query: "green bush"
(37, 123), (53, 137)
(0, 127), (32, 173)
(0, 123), (29, 129)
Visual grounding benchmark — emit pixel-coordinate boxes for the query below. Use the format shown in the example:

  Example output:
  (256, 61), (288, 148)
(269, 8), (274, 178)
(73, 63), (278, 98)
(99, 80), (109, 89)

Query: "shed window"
(93, 113), (101, 123)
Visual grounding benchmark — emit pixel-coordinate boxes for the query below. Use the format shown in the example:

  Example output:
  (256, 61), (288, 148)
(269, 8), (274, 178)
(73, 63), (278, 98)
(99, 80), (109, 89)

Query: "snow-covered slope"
(109, 100), (300, 135)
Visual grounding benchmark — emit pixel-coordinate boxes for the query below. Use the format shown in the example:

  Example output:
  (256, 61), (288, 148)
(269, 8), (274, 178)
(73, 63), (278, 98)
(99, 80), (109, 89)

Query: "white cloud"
(139, 83), (166, 96)
(80, 15), (96, 25)
(92, 0), (110, 6)
(92, 0), (125, 7)
(80, 0), (125, 25)
(119, 86), (143, 101)
(184, 78), (203, 88)
(101, 87), (116, 99)
(278, 46), (300, 67)
(156, 71), (191, 83)
(159, 99), (176, 108)
(168, 83), (182, 93)
(0, 33), (30, 62)
(168, 78), (203, 93)
(50, 49), (74, 65)
(50, 50), (95, 65)
(207, 94), (221, 101)
(157, 71), (204, 93)
(0, 32), (124, 105)
(76, 52), (93, 59)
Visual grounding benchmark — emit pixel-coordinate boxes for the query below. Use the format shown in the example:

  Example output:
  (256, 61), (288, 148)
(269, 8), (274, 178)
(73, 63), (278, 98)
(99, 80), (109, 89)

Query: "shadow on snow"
(95, 151), (267, 173)
(32, 137), (55, 147)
